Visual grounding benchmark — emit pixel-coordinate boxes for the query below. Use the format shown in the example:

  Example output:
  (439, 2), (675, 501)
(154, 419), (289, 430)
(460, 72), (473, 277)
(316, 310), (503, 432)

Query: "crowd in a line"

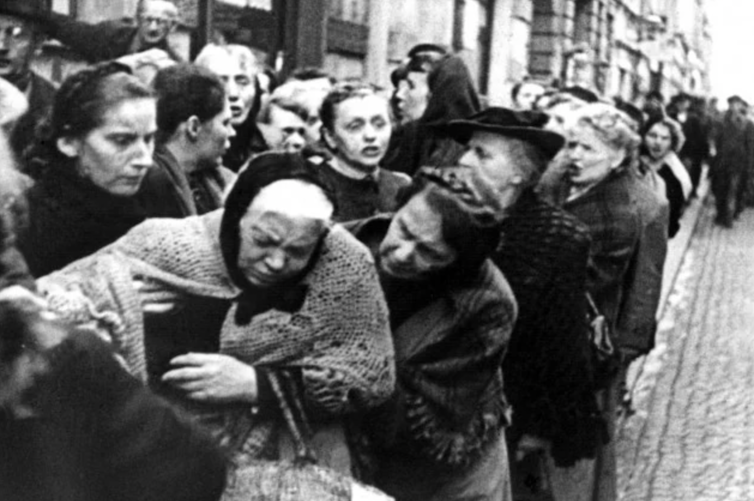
(0, 1), (749, 501)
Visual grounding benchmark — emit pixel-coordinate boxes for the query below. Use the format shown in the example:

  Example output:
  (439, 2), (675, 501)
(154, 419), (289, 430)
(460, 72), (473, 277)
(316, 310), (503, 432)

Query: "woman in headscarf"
(37, 152), (395, 478)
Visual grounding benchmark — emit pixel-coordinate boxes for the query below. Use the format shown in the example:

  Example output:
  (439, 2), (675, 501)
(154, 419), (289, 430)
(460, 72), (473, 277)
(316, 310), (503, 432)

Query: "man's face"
(201, 53), (257, 126)
(379, 194), (457, 280)
(195, 101), (236, 170)
(0, 15), (35, 80)
(458, 131), (526, 214)
(137, 0), (176, 47)
(394, 71), (430, 123)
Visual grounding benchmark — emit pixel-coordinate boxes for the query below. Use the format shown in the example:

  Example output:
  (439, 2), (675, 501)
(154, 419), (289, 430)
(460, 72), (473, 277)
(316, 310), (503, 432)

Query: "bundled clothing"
(35, 12), (182, 63)
(18, 166), (147, 277)
(349, 215), (515, 501)
(309, 161), (410, 222)
(384, 56), (481, 176)
(139, 144), (236, 218)
(494, 190), (602, 468)
(37, 210), (395, 469)
(0, 310), (226, 501)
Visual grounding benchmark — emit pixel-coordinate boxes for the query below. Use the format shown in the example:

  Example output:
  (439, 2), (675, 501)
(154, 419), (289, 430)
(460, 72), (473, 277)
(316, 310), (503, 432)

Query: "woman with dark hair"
(18, 62), (157, 277)
(640, 115), (692, 237)
(383, 54), (481, 176)
(348, 172), (516, 501)
(315, 82), (409, 221)
(37, 152), (395, 486)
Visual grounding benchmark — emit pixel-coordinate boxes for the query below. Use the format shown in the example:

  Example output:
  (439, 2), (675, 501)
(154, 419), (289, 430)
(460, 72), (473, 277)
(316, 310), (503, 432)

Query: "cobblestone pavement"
(617, 199), (754, 501)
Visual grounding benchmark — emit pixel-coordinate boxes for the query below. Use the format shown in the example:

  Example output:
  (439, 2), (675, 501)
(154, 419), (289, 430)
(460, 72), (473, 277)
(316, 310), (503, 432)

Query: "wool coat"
(615, 168), (668, 355)
(563, 170), (643, 334)
(348, 215), (515, 500)
(18, 167), (147, 277)
(494, 190), (603, 467)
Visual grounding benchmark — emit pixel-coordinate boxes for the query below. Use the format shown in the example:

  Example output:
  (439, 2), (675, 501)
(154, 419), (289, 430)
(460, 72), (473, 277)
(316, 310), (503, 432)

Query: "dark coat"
(349, 215), (514, 468)
(383, 56), (480, 176)
(672, 111), (709, 162)
(40, 13), (182, 63)
(0, 324), (226, 501)
(18, 167), (146, 277)
(309, 162), (410, 222)
(8, 72), (56, 162)
(494, 190), (602, 466)
(139, 144), (236, 218)
(657, 164), (685, 238)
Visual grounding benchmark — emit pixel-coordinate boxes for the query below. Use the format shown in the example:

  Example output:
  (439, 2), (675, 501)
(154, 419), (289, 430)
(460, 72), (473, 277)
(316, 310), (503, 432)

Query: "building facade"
(35, 0), (712, 105)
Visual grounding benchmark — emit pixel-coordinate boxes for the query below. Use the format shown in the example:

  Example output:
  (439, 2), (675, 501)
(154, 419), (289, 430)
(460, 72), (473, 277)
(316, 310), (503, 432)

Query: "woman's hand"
(162, 353), (258, 404)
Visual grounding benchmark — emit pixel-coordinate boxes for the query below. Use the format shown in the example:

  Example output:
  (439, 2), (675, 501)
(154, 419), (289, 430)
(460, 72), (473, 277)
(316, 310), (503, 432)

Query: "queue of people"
(0, 1), (733, 500)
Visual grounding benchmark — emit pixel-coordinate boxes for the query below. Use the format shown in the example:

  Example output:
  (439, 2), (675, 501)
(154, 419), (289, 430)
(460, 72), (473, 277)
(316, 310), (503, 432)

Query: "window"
(328, 0), (369, 25)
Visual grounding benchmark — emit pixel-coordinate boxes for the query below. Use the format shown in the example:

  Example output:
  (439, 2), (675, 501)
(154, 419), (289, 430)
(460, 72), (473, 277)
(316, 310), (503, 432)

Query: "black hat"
(728, 95), (748, 106)
(407, 43), (448, 59)
(561, 85), (599, 104)
(445, 107), (565, 161)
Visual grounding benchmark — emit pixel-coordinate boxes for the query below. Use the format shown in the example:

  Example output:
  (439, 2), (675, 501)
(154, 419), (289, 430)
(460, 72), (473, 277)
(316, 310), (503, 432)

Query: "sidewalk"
(616, 179), (754, 500)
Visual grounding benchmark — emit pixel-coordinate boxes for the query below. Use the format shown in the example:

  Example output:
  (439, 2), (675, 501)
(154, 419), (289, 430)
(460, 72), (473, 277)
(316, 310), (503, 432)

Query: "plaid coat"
(564, 169), (642, 333)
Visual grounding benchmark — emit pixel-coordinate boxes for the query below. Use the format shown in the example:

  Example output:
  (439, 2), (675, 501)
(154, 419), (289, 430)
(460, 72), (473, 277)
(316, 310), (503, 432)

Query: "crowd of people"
(0, 1), (746, 500)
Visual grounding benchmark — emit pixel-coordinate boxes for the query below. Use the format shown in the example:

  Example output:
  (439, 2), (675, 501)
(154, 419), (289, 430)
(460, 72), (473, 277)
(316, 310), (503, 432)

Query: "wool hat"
(445, 107), (566, 161)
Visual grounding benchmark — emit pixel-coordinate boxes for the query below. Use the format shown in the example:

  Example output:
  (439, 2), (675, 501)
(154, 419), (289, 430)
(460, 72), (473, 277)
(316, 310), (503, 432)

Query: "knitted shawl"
(37, 210), (395, 464)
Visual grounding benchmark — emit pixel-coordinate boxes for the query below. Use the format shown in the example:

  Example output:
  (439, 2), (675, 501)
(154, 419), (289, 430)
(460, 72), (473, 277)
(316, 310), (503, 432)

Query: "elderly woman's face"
(60, 98), (156, 196)
(379, 194), (457, 280)
(237, 204), (325, 287)
(202, 52), (257, 127)
(645, 123), (673, 161)
(565, 124), (625, 188)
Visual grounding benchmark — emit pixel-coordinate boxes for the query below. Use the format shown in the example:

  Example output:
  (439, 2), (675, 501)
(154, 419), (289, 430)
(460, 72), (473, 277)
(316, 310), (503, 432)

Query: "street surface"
(617, 198), (754, 501)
